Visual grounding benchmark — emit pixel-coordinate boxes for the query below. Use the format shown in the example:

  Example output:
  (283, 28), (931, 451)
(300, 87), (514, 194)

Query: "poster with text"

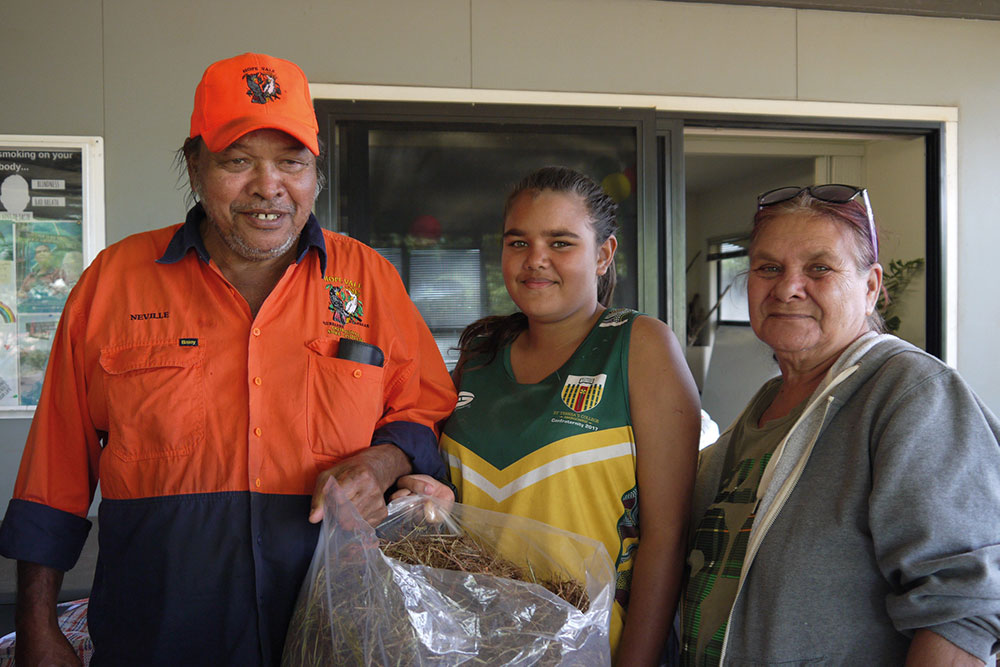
(0, 147), (83, 223)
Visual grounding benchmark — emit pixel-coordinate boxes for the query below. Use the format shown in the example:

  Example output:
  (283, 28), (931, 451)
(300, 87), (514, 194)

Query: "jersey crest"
(561, 374), (607, 413)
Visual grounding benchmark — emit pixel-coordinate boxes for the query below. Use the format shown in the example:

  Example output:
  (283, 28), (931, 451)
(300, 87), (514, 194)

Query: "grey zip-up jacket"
(690, 333), (1000, 664)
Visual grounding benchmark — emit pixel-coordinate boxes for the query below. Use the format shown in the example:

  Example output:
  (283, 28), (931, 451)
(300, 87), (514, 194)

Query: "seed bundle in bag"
(282, 479), (613, 666)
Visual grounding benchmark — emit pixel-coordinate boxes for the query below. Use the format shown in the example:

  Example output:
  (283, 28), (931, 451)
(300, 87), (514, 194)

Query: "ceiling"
(669, 0), (1000, 21)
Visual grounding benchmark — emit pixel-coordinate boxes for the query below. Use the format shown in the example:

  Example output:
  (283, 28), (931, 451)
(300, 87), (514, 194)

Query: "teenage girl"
(397, 166), (700, 665)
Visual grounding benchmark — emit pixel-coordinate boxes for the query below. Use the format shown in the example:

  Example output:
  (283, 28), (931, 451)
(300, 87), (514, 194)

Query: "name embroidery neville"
(130, 311), (169, 321)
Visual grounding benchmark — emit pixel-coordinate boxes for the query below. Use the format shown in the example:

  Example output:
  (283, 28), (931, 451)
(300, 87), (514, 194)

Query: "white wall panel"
(472, 0), (798, 97)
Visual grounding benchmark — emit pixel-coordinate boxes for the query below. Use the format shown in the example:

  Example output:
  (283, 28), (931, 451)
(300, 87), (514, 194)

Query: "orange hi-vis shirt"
(0, 206), (456, 665)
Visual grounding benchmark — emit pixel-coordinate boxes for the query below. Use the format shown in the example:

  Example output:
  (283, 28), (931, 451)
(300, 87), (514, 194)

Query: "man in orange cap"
(0, 53), (456, 666)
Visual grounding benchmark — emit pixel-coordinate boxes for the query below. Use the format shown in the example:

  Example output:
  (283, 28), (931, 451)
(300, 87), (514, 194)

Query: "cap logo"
(243, 69), (281, 105)
(192, 54), (319, 155)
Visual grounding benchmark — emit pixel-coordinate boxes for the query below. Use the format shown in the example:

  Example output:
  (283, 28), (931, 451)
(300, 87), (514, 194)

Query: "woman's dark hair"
(750, 191), (887, 333)
(454, 166), (619, 380)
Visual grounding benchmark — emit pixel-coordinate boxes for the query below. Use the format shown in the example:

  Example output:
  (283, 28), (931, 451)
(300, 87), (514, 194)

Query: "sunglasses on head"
(757, 184), (878, 262)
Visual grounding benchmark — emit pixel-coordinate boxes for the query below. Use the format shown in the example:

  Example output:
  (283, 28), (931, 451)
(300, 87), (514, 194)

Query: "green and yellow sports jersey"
(441, 308), (641, 653)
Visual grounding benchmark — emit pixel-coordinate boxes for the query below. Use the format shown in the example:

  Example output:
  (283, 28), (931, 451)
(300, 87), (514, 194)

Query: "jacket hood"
(821, 332), (920, 400)
(753, 332), (915, 519)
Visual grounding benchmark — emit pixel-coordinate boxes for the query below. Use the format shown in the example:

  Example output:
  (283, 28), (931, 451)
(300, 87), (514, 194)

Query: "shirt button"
(255, 477), (261, 488)
(252, 327), (261, 336)
(253, 376), (262, 386)
(353, 369), (363, 378)
(254, 427), (262, 437)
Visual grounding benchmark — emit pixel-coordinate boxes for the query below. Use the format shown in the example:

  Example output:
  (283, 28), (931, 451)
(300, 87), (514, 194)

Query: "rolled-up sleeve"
(869, 364), (1000, 660)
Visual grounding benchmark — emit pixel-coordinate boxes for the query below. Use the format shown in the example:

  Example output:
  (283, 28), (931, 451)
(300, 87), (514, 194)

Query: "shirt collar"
(157, 202), (328, 275)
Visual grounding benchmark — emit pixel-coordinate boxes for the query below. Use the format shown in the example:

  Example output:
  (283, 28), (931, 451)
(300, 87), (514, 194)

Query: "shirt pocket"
(99, 342), (207, 462)
(306, 337), (386, 460)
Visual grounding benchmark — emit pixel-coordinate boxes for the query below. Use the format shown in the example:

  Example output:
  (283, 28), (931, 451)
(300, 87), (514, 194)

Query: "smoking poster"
(0, 145), (86, 408)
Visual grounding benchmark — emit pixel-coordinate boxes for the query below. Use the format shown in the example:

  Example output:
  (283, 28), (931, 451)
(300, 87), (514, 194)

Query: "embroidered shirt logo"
(561, 374), (607, 413)
(456, 391), (475, 409)
(243, 71), (281, 105)
(327, 285), (364, 326)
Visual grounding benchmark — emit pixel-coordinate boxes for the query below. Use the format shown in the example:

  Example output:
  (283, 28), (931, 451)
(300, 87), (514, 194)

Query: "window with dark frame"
(707, 238), (750, 325)
(315, 102), (652, 366)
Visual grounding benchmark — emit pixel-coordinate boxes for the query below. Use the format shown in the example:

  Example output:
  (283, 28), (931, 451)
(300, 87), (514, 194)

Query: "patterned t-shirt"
(681, 384), (805, 666)
(440, 308), (641, 654)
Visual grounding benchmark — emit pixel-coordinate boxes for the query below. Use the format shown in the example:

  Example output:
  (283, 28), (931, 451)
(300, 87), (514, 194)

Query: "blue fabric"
(0, 499), (92, 572)
(372, 421), (447, 482)
(86, 491), (318, 667)
(157, 203), (328, 275)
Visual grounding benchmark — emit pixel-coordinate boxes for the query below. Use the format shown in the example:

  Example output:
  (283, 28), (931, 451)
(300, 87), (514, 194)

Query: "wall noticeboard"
(0, 136), (104, 415)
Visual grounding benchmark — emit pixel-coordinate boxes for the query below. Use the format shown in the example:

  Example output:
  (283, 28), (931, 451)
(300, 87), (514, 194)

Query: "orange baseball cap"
(190, 53), (319, 155)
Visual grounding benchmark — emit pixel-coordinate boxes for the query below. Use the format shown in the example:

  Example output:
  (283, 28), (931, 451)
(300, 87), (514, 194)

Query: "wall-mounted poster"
(0, 136), (104, 414)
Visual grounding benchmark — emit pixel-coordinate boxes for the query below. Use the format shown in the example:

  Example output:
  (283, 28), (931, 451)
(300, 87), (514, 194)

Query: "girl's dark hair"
(454, 166), (619, 380)
(751, 191), (887, 333)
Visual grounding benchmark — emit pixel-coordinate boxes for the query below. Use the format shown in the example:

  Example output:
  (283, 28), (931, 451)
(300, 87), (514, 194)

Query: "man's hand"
(15, 561), (81, 667)
(309, 444), (411, 526)
(15, 619), (81, 667)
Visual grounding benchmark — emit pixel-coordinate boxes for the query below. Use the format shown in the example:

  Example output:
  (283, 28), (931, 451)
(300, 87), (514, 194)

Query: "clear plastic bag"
(282, 479), (613, 666)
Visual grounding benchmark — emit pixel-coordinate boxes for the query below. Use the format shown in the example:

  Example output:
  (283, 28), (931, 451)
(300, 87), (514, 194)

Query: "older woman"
(681, 185), (1000, 665)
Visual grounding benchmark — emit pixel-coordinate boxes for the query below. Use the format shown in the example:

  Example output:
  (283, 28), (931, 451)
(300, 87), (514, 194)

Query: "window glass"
(718, 253), (749, 323)
(705, 239), (750, 326)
